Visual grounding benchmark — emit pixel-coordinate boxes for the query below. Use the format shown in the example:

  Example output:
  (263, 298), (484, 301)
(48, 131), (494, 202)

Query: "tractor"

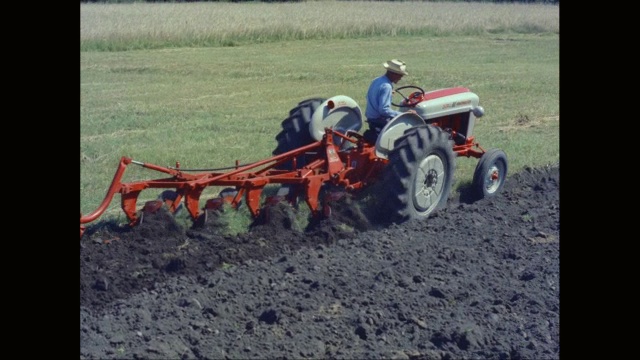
(80, 85), (508, 238)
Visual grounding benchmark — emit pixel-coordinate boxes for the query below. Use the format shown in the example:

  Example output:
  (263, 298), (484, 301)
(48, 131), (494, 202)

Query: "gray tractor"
(273, 85), (508, 223)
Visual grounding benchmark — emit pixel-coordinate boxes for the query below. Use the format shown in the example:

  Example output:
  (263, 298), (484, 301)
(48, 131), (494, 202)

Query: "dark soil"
(80, 163), (560, 360)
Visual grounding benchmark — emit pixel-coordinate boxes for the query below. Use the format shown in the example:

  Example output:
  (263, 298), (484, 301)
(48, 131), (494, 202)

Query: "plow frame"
(80, 128), (386, 238)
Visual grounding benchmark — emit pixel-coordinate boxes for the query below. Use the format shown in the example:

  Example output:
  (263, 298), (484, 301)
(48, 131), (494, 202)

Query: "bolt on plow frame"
(80, 87), (509, 238)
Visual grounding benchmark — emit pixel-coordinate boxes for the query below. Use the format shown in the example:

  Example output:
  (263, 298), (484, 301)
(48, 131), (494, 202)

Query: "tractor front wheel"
(376, 125), (456, 224)
(472, 148), (508, 199)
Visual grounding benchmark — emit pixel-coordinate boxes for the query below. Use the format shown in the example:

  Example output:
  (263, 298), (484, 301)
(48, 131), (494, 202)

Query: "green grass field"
(80, 2), (559, 224)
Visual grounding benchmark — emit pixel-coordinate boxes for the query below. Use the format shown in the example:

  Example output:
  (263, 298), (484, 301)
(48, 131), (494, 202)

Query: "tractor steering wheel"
(392, 85), (426, 108)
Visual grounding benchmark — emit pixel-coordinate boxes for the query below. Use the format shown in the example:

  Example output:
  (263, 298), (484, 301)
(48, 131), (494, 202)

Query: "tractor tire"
(273, 98), (326, 170)
(375, 125), (456, 224)
(472, 148), (508, 199)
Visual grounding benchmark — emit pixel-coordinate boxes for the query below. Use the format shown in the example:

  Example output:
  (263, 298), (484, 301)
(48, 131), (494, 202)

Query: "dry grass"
(81, 1), (559, 47)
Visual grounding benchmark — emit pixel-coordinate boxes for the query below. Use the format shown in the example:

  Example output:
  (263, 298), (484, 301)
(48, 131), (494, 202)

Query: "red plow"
(80, 128), (386, 238)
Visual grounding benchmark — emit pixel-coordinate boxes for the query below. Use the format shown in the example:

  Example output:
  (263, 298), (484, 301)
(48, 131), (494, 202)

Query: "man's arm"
(377, 84), (401, 119)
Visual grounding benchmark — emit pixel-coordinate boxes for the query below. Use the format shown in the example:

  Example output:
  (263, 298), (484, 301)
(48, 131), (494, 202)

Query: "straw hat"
(383, 59), (408, 76)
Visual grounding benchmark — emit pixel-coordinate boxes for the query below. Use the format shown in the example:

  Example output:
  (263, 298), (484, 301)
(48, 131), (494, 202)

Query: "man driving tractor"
(364, 59), (416, 143)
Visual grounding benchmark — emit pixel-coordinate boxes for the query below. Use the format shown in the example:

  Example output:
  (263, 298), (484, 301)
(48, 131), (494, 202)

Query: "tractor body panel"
(399, 87), (482, 138)
(310, 95), (363, 141)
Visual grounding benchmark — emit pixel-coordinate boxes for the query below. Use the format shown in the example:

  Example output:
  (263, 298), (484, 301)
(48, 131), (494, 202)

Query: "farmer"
(364, 59), (415, 143)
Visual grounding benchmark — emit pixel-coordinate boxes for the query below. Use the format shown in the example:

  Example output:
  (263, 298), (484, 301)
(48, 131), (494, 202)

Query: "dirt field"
(80, 163), (559, 360)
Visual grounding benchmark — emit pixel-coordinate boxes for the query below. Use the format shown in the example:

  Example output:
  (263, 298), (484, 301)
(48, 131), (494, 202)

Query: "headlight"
(472, 106), (485, 118)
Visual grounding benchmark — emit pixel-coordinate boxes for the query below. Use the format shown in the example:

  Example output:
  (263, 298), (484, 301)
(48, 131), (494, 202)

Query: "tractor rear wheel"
(376, 125), (456, 224)
(273, 98), (326, 170)
(472, 148), (508, 199)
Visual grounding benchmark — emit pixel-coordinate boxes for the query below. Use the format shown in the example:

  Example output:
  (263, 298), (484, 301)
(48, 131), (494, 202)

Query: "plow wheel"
(272, 98), (326, 170)
(377, 125), (456, 224)
(472, 148), (508, 199)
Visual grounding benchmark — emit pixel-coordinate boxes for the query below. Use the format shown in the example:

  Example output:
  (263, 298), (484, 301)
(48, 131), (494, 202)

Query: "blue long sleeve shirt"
(365, 74), (401, 121)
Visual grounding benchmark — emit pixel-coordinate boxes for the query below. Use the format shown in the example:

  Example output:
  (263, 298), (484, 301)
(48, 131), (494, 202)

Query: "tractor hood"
(399, 87), (484, 121)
